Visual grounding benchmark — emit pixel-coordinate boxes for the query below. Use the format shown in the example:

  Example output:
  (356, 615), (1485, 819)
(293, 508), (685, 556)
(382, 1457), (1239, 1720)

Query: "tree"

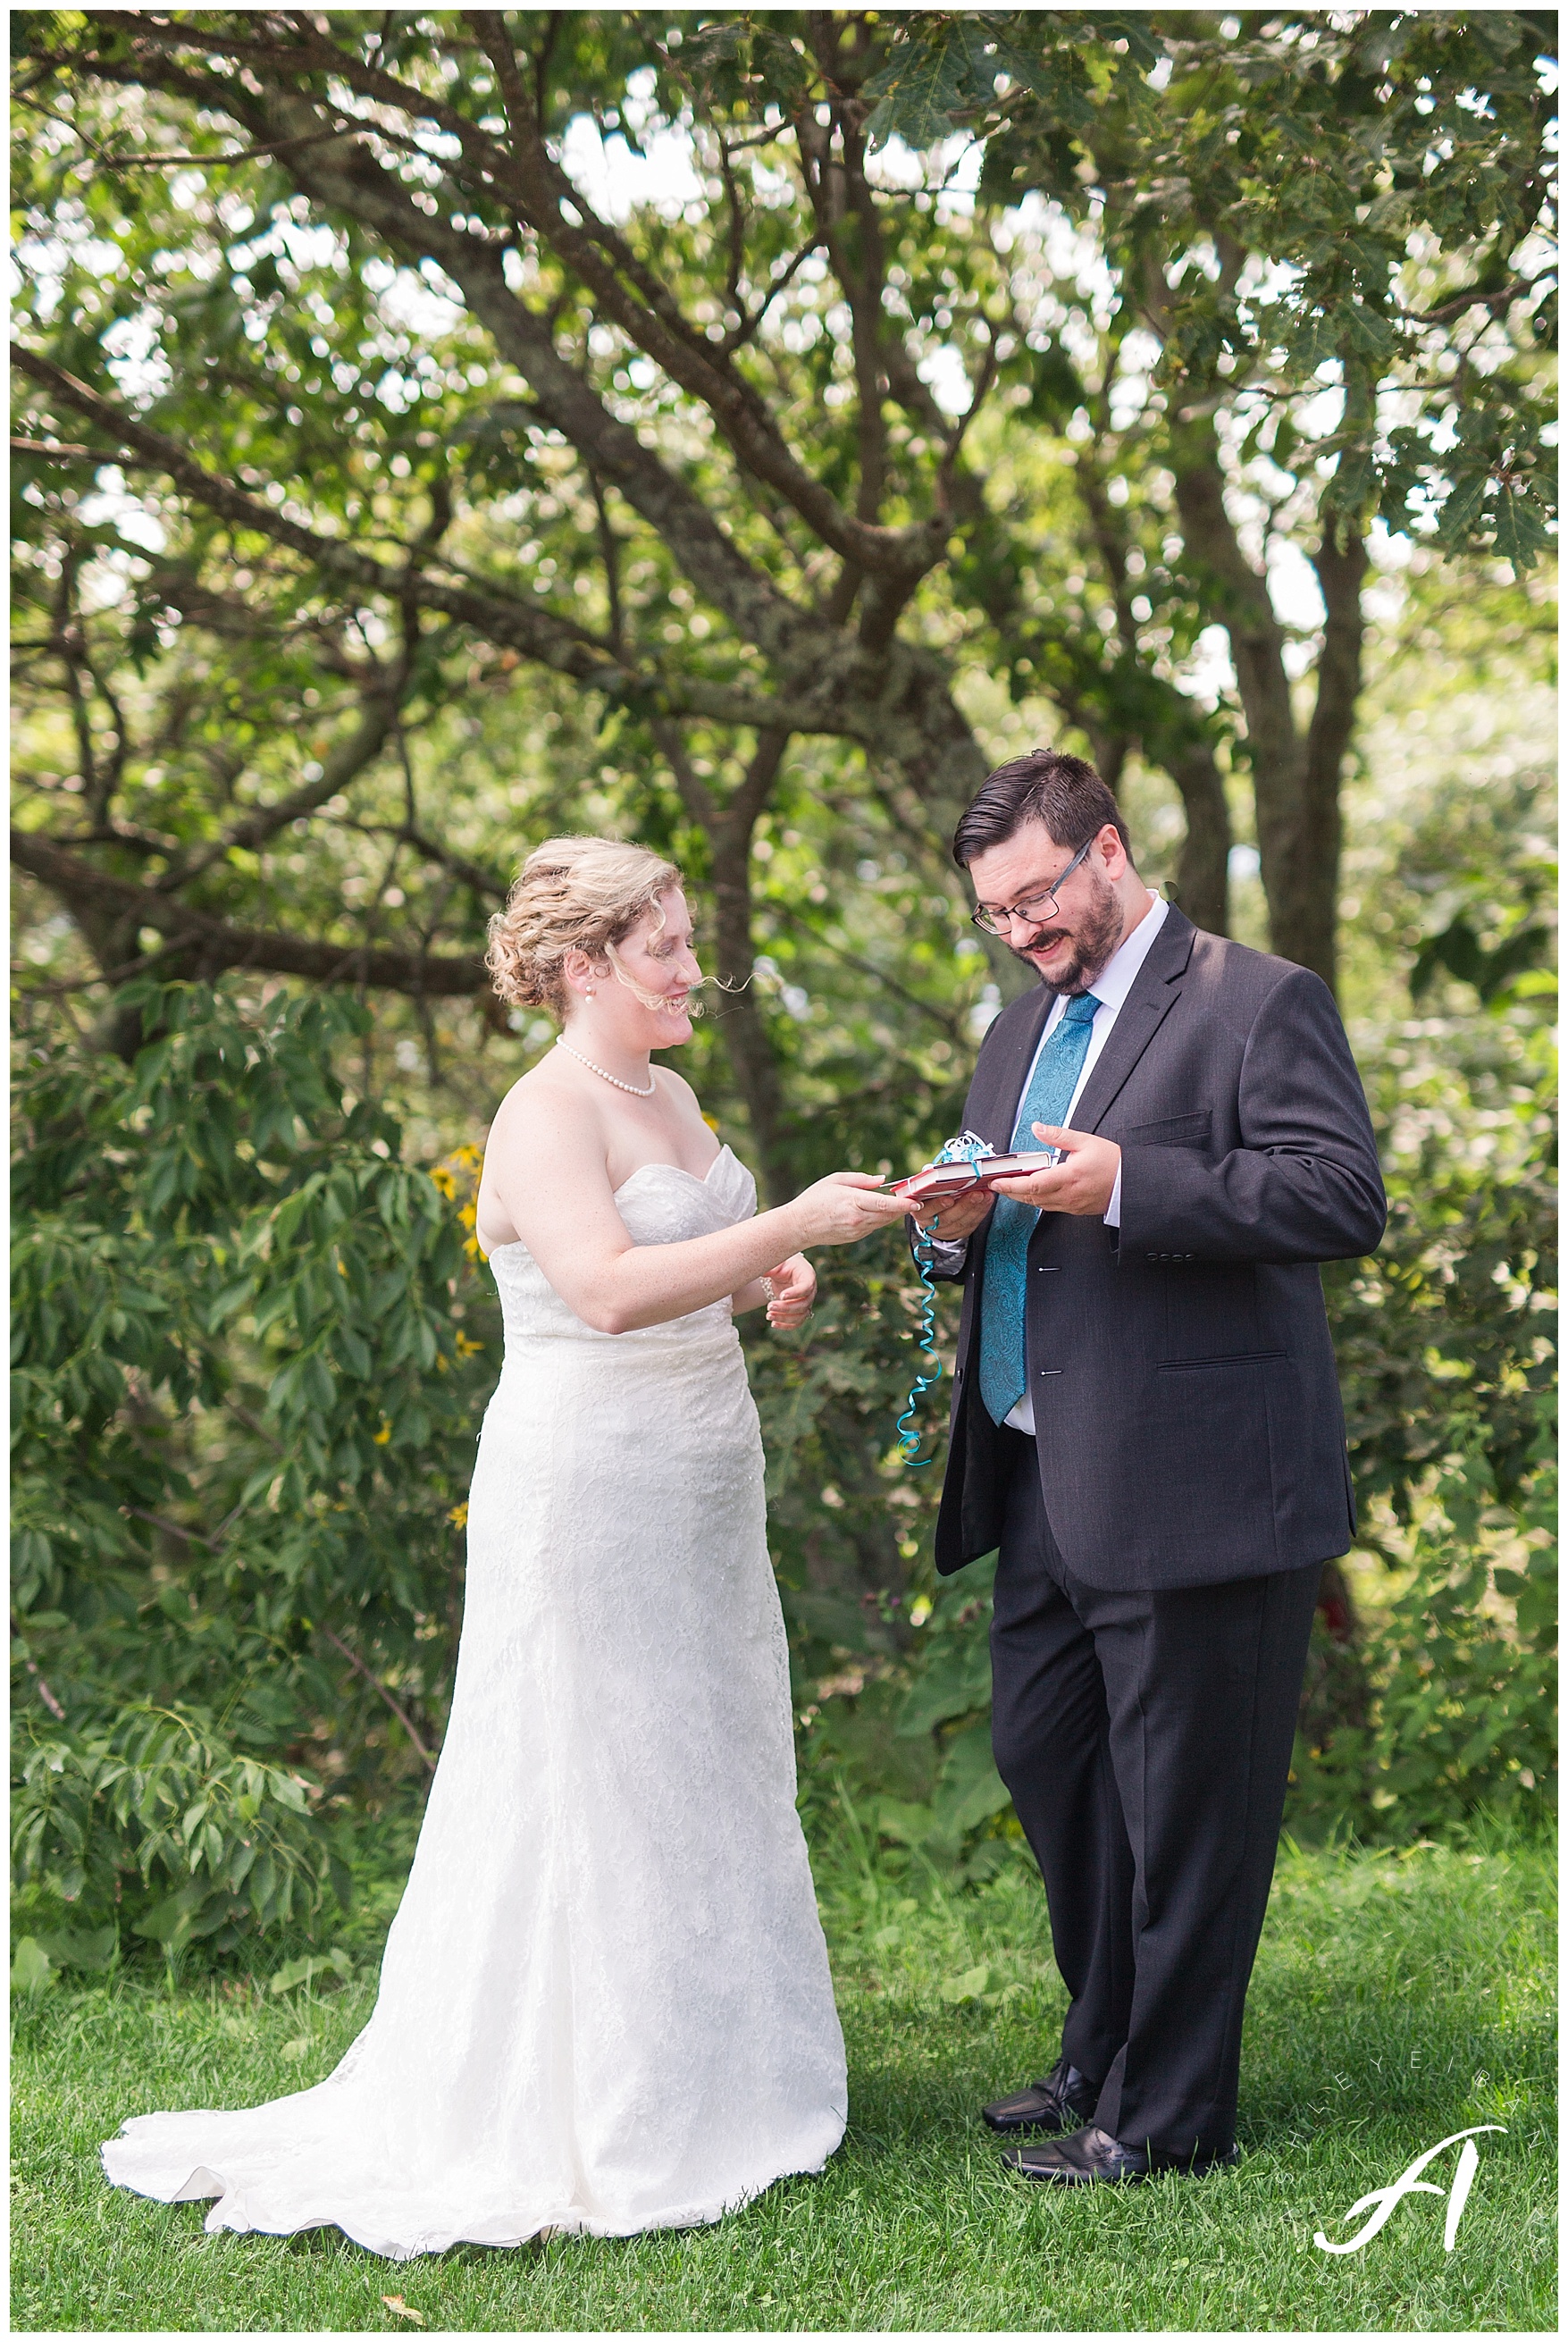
(862, 5), (1556, 984)
(13, 4), (1046, 1188)
(12, 8), (1554, 1064)
(11, 8), (1555, 1744)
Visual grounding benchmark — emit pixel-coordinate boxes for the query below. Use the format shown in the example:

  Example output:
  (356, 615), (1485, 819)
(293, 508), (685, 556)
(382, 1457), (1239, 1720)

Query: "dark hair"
(952, 749), (1135, 869)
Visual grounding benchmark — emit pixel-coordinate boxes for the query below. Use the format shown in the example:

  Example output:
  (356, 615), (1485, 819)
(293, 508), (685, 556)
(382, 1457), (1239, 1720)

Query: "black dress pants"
(988, 1427), (1321, 2162)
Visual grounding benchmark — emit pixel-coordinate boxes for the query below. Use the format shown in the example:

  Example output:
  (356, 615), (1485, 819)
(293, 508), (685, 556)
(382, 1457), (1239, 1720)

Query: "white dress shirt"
(1002, 891), (1169, 1433)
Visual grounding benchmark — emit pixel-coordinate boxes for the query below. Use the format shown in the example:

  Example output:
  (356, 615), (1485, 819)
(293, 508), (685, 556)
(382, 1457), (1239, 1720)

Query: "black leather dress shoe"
(981, 2057), (1100, 2136)
(1002, 2125), (1241, 2185)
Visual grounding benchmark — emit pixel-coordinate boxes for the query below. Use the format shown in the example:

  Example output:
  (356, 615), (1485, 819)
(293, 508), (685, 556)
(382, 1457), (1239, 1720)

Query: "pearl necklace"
(555, 1037), (657, 1096)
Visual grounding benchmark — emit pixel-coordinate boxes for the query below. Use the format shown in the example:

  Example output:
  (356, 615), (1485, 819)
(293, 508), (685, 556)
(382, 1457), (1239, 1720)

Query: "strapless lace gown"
(102, 1147), (847, 2260)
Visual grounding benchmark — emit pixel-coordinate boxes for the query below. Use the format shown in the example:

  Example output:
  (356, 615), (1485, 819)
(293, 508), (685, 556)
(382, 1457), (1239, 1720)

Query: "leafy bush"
(1291, 1095), (1556, 1835)
(10, 975), (1555, 1970)
(14, 1716), (335, 1959)
(11, 981), (498, 1955)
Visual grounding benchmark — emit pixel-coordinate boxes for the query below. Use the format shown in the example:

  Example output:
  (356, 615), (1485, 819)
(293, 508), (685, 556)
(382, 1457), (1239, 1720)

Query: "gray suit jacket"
(927, 907), (1387, 1591)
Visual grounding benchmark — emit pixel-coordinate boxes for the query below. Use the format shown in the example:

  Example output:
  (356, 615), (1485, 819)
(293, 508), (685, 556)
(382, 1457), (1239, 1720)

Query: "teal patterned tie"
(978, 992), (1101, 1425)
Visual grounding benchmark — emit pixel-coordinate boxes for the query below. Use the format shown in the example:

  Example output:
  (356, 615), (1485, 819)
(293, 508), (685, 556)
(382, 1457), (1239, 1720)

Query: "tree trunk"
(709, 832), (792, 1209)
(653, 725), (796, 1207)
(1166, 742), (1232, 936)
(1169, 427), (1367, 993)
(1282, 526), (1369, 991)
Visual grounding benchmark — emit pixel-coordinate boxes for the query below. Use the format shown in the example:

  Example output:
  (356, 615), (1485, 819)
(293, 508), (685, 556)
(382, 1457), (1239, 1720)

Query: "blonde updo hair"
(486, 835), (686, 1020)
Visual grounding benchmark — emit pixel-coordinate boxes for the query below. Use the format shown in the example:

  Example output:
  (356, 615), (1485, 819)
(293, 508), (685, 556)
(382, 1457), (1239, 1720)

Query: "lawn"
(11, 1827), (1555, 2334)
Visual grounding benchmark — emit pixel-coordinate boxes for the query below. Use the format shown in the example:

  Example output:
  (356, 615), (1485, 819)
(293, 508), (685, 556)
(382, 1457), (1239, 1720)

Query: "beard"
(1014, 869), (1126, 996)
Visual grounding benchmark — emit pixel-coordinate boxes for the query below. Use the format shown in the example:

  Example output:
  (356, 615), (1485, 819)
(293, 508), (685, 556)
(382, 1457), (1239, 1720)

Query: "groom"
(913, 749), (1386, 2184)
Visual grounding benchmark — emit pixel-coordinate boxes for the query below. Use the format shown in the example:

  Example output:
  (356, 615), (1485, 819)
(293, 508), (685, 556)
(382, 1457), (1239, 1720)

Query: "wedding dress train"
(102, 1148), (847, 2259)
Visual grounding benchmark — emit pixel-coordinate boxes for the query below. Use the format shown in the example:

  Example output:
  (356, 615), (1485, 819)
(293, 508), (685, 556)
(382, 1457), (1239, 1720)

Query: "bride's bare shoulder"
(488, 1053), (600, 1146)
(654, 1061), (700, 1104)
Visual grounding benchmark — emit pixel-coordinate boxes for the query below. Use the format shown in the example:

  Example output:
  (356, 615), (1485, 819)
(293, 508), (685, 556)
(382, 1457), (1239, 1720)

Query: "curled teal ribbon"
(895, 1215), (943, 1467)
(894, 1128), (992, 1468)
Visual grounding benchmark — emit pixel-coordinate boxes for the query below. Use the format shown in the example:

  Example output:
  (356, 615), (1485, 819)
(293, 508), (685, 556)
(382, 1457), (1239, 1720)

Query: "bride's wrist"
(773, 1202), (810, 1257)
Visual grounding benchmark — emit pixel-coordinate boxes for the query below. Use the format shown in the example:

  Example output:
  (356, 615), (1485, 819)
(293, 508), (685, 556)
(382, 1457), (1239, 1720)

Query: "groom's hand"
(986, 1123), (1121, 1218)
(909, 1187), (993, 1242)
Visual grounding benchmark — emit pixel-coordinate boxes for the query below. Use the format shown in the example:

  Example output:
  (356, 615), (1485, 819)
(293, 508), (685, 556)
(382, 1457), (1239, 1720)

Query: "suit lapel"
(1072, 905), (1196, 1133)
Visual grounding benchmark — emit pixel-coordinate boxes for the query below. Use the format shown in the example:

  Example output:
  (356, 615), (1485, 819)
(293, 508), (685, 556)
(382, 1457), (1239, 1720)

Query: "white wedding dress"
(103, 1147), (847, 2260)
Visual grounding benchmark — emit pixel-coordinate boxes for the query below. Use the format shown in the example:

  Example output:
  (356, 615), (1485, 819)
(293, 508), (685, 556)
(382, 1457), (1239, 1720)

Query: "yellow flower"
(373, 1418), (392, 1446)
(448, 1501), (468, 1530)
(455, 1332), (484, 1356)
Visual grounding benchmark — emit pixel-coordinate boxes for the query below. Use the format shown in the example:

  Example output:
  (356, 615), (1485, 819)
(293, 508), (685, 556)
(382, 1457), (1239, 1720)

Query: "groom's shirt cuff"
(924, 1232), (970, 1279)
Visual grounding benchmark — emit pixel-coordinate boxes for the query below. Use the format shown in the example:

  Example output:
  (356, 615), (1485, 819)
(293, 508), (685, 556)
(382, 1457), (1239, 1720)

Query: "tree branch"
(130, 4), (930, 589)
(1168, 418), (1305, 944)
(12, 348), (634, 690)
(172, 664), (408, 889)
(454, 11), (933, 580)
(318, 1624), (436, 1771)
(1299, 523), (1369, 989)
(12, 828), (488, 998)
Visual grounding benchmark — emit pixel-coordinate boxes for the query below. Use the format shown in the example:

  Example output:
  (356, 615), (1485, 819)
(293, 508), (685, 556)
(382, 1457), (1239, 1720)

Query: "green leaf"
(1490, 486), (1551, 572)
(872, 1797), (936, 1847)
(895, 1638), (993, 1736)
(131, 1881), (209, 1945)
(1435, 472), (1492, 547)
(11, 1938), (57, 1996)
(863, 27), (973, 150)
(931, 1721), (1013, 1841)
(269, 1951), (333, 1994)
(35, 1926), (117, 1972)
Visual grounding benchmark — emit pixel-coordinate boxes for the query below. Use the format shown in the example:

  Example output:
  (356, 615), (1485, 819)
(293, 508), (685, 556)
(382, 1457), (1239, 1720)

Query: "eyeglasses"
(969, 835), (1095, 937)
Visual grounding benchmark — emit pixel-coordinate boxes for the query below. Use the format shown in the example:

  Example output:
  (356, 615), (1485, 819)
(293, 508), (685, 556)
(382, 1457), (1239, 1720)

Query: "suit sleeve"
(909, 1221), (975, 1283)
(1116, 966), (1387, 1264)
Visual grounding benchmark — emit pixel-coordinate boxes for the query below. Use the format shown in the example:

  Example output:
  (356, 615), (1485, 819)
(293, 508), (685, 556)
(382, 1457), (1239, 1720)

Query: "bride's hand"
(789, 1171), (910, 1249)
(762, 1254), (815, 1330)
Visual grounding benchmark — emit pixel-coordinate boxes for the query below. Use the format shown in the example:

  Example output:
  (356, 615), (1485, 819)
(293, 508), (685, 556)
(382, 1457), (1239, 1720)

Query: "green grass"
(11, 1829), (1555, 2333)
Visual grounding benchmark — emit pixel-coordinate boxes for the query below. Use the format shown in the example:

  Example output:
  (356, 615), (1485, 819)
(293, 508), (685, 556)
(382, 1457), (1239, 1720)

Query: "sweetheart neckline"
(480, 1146), (739, 1262)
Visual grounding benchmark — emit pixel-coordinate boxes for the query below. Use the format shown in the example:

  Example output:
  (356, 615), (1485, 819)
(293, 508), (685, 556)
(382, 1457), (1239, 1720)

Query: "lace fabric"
(101, 1146), (848, 2260)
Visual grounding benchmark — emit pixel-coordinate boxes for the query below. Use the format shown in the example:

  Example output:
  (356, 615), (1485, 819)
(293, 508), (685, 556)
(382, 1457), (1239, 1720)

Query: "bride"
(102, 835), (909, 2260)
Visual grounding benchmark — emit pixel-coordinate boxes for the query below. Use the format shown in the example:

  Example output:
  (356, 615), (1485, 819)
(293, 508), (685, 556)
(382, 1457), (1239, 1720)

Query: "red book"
(887, 1149), (1060, 1205)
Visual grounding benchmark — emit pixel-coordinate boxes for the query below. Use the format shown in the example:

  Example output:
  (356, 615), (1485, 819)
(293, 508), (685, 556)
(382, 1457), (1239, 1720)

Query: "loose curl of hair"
(485, 835), (687, 1021)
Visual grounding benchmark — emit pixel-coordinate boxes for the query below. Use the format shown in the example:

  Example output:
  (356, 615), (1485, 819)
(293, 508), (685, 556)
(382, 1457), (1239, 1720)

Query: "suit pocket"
(1161, 1261), (1262, 1364)
(1122, 1108), (1212, 1148)
(1151, 1353), (1284, 1569)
